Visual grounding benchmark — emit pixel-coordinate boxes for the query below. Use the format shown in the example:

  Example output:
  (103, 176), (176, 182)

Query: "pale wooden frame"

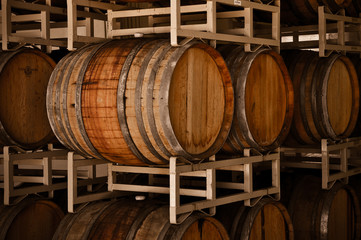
(67, 152), (120, 213)
(281, 138), (361, 189)
(108, 150), (281, 224)
(1, 0), (109, 51)
(281, 6), (361, 57)
(106, 0), (280, 51)
(0, 146), (115, 210)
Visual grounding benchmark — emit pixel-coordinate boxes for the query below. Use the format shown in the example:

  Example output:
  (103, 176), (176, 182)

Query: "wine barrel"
(217, 45), (293, 154)
(282, 50), (359, 145)
(288, 176), (361, 240)
(216, 199), (294, 240)
(348, 54), (361, 137)
(0, 48), (56, 149)
(53, 199), (229, 240)
(281, 0), (352, 25)
(346, 0), (361, 17)
(47, 39), (233, 165)
(0, 197), (64, 240)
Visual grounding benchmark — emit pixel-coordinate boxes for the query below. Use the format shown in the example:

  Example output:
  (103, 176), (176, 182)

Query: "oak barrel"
(348, 55), (361, 137)
(47, 39), (233, 165)
(53, 199), (229, 240)
(0, 197), (64, 240)
(0, 48), (56, 149)
(346, 0), (361, 17)
(282, 50), (359, 145)
(216, 199), (294, 240)
(287, 176), (361, 240)
(218, 45), (293, 154)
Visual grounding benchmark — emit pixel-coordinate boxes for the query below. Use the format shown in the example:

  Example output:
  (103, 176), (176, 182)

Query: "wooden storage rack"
(281, 6), (361, 57)
(67, 152), (120, 213)
(108, 150), (281, 224)
(281, 138), (361, 190)
(106, 0), (280, 51)
(1, 0), (281, 51)
(0, 145), (115, 211)
(1, 0), (111, 52)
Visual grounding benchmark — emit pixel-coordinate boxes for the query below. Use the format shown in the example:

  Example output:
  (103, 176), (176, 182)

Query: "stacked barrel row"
(1, 40), (358, 160)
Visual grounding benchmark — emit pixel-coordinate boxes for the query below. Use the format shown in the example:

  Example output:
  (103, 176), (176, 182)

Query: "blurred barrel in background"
(282, 50), (359, 145)
(287, 176), (361, 240)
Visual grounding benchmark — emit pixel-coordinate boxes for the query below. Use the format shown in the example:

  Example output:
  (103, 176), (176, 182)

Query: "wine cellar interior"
(1, 0), (361, 239)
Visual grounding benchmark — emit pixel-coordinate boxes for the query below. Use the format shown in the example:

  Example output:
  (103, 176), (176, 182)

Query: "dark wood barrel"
(216, 198), (294, 240)
(288, 176), (361, 240)
(0, 48), (56, 149)
(218, 45), (293, 154)
(347, 0), (361, 17)
(53, 199), (229, 240)
(0, 197), (64, 240)
(282, 50), (359, 145)
(281, 0), (352, 25)
(47, 39), (233, 165)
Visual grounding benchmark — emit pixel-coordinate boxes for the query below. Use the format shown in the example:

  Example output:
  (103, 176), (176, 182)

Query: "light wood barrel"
(216, 199), (294, 240)
(53, 199), (229, 240)
(282, 50), (359, 145)
(348, 55), (361, 137)
(218, 46), (293, 154)
(288, 176), (361, 240)
(281, 0), (352, 25)
(47, 39), (233, 165)
(0, 48), (56, 149)
(0, 197), (64, 240)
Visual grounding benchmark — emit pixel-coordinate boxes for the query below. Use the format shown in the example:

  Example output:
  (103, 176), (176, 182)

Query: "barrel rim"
(159, 41), (234, 159)
(319, 182), (361, 240)
(315, 54), (359, 140)
(237, 48), (294, 151)
(239, 198), (294, 240)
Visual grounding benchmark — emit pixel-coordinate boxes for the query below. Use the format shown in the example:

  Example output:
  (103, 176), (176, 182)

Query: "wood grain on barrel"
(47, 44), (105, 158)
(180, 216), (229, 240)
(126, 40), (167, 163)
(287, 176), (360, 240)
(169, 47), (225, 155)
(327, 59), (353, 136)
(283, 51), (359, 145)
(220, 46), (293, 153)
(81, 40), (140, 164)
(246, 53), (287, 147)
(140, 41), (173, 161)
(0, 198), (64, 240)
(48, 39), (233, 165)
(55, 199), (229, 240)
(66, 44), (104, 157)
(249, 203), (287, 240)
(0, 49), (55, 149)
(328, 189), (353, 240)
(216, 199), (294, 240)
